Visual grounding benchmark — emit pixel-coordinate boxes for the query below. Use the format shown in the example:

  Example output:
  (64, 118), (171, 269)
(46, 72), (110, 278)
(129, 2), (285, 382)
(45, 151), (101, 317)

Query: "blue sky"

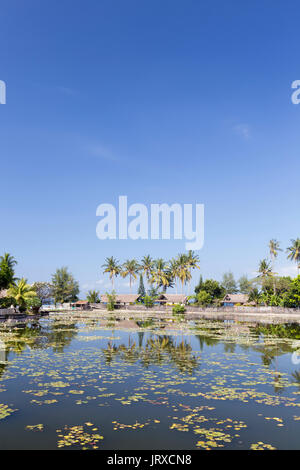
(0, 0), (299, 295)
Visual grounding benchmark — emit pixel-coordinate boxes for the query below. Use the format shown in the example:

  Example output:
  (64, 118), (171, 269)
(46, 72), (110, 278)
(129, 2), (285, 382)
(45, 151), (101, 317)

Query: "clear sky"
(0, 0), (299, 295)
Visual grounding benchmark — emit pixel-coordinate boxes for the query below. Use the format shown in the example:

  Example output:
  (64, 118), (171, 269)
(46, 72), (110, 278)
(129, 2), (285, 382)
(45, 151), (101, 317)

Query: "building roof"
(223, 294), (249, 304)
(101, 294), (140, 304)
(157, 294), (187, 303)
(0, 289), (8, 299)
(74, 300), (89, 305)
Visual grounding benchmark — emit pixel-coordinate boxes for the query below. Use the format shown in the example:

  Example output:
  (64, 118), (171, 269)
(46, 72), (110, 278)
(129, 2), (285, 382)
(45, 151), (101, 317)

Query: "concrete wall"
(0, 307), (18, 317)
(90, 303), (300, 314)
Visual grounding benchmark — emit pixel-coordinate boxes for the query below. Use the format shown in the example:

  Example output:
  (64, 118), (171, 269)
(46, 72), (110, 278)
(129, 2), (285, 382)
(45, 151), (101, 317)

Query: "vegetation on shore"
(0, 237), (299, 312)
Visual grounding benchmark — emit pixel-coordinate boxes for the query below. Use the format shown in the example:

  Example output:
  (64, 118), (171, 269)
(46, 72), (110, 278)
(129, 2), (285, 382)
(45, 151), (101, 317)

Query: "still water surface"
(0, 315), (300, 450)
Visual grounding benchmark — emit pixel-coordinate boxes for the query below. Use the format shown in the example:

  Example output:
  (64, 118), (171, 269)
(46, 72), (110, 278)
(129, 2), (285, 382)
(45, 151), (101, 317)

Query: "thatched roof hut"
(101, 294), (140, 305)
(156, 294), (187, 305)
(223, 294), (249, 306)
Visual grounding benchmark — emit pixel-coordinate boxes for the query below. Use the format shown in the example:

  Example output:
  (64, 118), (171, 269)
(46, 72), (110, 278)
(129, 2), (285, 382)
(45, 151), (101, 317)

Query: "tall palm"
(169, 258), (180, 294)
(286, 238), (300, 275)
(150, 259), (170, 290)
(177, 253), (191, 294)
(102, 256), (120, 290)
(269, 239), (282, 293)
(140, 255), (154, 286)
(121, 259), (140, 293)
(8, 278), (37, 312)
(186, 250), (200, 295)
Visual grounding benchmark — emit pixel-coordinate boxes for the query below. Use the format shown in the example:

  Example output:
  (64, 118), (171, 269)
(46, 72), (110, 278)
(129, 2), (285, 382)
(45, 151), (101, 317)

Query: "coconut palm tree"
(8, 278), (37, 312)
(0, 252), (18, 289)
(86, 290), (100, 303)
(269, 239), (281, 267)
(0, 253), (17, 270)
(121, 259), (140, 293)
(257, 259), (274, 285)
(269, 239), (282, 293)
(169, 258), (180, 294)
(177, 253), (191, 294)
(102, 256), (120, 290)
(150, 259), (170, 290)
(186, 250), (200, 294)
(139, 255), (154, 287)
(286, 238), (300, 275)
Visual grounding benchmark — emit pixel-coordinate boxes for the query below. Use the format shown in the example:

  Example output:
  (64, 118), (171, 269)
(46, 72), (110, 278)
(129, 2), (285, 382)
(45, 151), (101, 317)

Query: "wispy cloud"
(88, 144), (119, 162)
(276, 265), (298, 277)
(82, 279), (105, 290)
(233, 123), (251, 140)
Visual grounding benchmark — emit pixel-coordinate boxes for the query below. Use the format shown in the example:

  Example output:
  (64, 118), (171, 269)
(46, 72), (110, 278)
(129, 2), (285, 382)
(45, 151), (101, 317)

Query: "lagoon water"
(0, 315), (300, 450)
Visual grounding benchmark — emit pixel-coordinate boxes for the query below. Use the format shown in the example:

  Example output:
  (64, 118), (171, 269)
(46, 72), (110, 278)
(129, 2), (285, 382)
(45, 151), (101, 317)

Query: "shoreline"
(47, 308), (300, 325)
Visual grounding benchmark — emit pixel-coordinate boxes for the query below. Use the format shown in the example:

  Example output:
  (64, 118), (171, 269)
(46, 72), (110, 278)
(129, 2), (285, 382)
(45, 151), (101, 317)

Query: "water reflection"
(102, 335), (199, 374)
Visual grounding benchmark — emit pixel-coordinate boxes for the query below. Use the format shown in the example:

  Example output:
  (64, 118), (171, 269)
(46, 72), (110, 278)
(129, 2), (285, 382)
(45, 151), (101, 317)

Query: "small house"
(222, 294), (249, 307)
(101, 294), (140, 307)
(71, 300), (90, 311)
(156, 294), (187, 305)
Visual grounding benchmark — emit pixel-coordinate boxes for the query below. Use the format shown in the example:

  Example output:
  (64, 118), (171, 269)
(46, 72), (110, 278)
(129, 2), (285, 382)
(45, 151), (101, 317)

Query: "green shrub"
(26, 296), (42, 314)
(144, 295), (154, 308)
(0, 296), (16, 309)
(172, 304), (185, 314)
(106, 291), (117, 311)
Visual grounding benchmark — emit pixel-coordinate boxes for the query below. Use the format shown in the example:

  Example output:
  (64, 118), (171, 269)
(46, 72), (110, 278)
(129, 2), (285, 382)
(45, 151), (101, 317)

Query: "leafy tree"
(102, 256), (120, 290)
(137, 274), (145, 298)
(51, 267), (79, 304)
(262, 276), (292, 296)
(8, 278), (37, 312)
(282, 275), (300, 308)
(286, 238), (300, 275)
(195, 277), (225, 299)
(238, 275), (252, 294)
(221, 272), (238, 294)
(196, 291), (213, 306)
(86, 290), (100, 303)
(0, 253), (17, 289)
(32, 282), (53, 304)
(121, 259), (139, 292)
